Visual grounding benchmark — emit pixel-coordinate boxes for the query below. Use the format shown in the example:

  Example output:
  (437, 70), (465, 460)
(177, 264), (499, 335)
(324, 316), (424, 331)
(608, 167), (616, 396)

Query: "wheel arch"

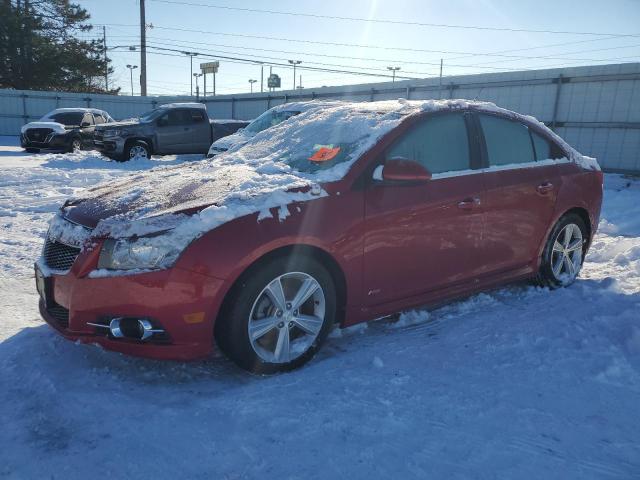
(124, 137), (154, 154)
(214, 243), (348, 338)
(536, 205), (593, 266)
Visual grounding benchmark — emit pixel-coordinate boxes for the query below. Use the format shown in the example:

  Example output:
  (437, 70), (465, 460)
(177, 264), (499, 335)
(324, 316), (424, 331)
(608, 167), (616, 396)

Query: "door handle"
(536, 182), (554, 195)
(457, 197), (481, 211)
(183, 127), (190, 131)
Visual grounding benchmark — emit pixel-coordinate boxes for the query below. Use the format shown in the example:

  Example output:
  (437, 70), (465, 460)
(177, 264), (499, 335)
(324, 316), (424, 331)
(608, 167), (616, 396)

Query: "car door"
(189, 108), (212, 153)
(362, 111), (487, 306)
(475, 113), (562, 274)
(156, 109), (193, 153)
(80, 112), (95, 147)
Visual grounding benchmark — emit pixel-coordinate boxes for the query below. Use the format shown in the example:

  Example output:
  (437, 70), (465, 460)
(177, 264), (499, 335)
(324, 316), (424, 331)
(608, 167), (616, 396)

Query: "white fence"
(1, 62), (639, 173)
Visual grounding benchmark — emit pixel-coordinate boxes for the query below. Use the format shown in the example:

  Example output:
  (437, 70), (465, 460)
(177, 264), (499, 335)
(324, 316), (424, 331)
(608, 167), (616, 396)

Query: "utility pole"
(193, 73), (202, 101)
(183, 52), (198, 96)
(260, 64), (264, 93)
(439, 58), (443, 99)
(387, 66), (400, 83)
(288, 60), (301, 90)
(102, 26), (108, 91)
(139, 0), (147, 96)
(249, 79), (257, 93)
(126, 64), (138, 96)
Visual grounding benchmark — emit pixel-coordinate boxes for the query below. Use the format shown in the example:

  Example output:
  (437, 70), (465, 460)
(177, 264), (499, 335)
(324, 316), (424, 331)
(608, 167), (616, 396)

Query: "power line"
(95, 23), (638, 60)
(142, 35), (640, 70)
(148, 0), (640, 38)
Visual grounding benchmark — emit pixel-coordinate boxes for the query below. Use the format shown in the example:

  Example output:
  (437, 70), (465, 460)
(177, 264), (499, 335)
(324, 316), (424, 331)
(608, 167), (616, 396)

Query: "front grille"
(27, 128), (53, 142)
(43, 240), (81, 271)
(47, 303), (69, 328)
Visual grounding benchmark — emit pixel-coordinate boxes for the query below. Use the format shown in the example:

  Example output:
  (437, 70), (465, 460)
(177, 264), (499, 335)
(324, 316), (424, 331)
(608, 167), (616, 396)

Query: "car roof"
(158, 102), (206, 109)
(269, 100), (345, 113)
(45, 108), (109, 115)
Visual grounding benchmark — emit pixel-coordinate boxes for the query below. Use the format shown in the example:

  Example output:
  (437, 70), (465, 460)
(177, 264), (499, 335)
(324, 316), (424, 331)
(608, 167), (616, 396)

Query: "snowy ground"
(1, 135), (639, 479)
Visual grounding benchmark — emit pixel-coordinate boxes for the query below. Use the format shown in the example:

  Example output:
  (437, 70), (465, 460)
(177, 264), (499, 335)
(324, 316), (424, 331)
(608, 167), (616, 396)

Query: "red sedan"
(35, 100), (603, 373)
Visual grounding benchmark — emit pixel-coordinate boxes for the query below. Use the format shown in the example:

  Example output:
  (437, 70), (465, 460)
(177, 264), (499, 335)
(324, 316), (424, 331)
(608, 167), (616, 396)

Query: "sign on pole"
(200, 61), (219, 74)
(267, 73), (281, 89)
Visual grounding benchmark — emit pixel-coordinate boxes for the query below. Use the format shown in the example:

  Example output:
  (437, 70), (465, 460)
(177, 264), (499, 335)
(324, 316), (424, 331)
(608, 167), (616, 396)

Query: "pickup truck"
(94, 102), (248, 161)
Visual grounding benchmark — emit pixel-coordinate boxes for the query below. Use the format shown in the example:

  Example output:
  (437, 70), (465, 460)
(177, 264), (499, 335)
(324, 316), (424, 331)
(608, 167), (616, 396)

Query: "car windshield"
(230, 106), (403, 178)
(46, 112), (84, 126)
(244, 110), (300, 134)
(139, 108), (167, 122)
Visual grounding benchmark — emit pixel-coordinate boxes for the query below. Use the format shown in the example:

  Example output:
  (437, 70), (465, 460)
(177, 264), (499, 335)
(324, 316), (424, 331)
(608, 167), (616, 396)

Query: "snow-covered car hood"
(21, 121), (68, 134)
(209, 130), (252, 153)
(96, 119), (142, 130)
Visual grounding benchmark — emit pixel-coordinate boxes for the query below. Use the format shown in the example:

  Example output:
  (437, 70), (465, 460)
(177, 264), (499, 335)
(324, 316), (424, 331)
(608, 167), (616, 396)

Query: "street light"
(288, 60), (302, 90)
(248, 79), (257, 93)
(193, 73), (203, 100)
(126, 64), (138, 96)
(183, 51), (198, 96)
(387, 66), (401, 83)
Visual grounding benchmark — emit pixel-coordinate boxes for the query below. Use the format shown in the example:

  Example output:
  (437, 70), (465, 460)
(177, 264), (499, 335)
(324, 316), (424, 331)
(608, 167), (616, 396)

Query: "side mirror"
(81, 121), (91, 127)
(381, 157), (432, 182)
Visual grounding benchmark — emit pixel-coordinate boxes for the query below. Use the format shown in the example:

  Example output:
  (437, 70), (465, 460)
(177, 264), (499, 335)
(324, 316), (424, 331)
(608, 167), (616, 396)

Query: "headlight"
(97, 237), (182, 270)
(103, 129), (126, 137)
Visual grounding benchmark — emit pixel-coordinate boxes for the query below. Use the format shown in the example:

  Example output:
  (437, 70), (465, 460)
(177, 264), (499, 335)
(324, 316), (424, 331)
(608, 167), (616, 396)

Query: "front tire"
(536, 213), (588, 288)
(123, 140), (150, 162)
(24, 148), (40, 153)
(69, 137), (82, 153)
(216, 255), (336, 374)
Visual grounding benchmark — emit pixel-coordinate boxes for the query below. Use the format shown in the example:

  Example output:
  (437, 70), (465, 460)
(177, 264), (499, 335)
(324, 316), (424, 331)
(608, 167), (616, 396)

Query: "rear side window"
(191, 109), (205, 123)
(386, 113), (470, 174)
(479, 114), (534, 166)
(531, 131), (565, 160)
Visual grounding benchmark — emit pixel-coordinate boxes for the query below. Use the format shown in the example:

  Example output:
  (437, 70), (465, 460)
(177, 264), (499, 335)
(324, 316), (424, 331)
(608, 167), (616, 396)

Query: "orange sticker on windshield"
(309, 146), (341, 162)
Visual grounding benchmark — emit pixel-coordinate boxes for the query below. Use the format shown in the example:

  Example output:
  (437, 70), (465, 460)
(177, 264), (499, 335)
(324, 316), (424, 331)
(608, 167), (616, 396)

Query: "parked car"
(35, 100), (602, 373)
(20, 108), (114, 153)
(207, 101), (342, 157)
(94, 102), (248, 161)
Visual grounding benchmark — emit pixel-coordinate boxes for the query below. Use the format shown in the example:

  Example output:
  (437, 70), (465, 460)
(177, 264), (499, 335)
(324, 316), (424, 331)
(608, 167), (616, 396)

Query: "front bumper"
(94, 133), (126, 155)
(37, 256), (226, 361)
(21, 132), (72, 151)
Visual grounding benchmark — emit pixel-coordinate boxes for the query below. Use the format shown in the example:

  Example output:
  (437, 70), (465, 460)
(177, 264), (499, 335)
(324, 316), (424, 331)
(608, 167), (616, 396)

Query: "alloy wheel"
(129, 145), (148, 160)
(248, 272), (326, 364)
(72, 139), (81, 152)
(551, 223), (583, 284)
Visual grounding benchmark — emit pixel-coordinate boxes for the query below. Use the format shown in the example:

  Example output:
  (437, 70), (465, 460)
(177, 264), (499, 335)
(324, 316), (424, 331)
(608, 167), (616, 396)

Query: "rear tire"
(216, 255), (336, 374)
(536, 213), (588, 288)
(24, 148), (39, 153)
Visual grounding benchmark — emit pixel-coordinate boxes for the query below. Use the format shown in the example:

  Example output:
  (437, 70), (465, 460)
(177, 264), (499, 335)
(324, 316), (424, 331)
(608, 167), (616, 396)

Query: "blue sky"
(76, 0), (640, 96)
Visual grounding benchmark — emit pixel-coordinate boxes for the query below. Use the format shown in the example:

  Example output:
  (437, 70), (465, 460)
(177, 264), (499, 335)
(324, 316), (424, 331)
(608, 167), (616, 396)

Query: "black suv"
(21, 108), (114, 153)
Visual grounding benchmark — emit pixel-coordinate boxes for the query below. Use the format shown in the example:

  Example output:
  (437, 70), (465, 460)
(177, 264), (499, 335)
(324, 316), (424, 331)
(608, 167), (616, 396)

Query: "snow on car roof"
(45, 108), (107, 115)
(67, 99), (596, 268)
(158, 102), (206, 109)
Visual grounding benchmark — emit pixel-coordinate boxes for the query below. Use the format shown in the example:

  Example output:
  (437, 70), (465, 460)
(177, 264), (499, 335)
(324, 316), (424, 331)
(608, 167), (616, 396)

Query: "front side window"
(165, 109), (192, 126)
(385, 113), (471, 174)
(82, 113), (94, 126)
(93, 114), (105, 125)
(479, 114), (534, 166)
